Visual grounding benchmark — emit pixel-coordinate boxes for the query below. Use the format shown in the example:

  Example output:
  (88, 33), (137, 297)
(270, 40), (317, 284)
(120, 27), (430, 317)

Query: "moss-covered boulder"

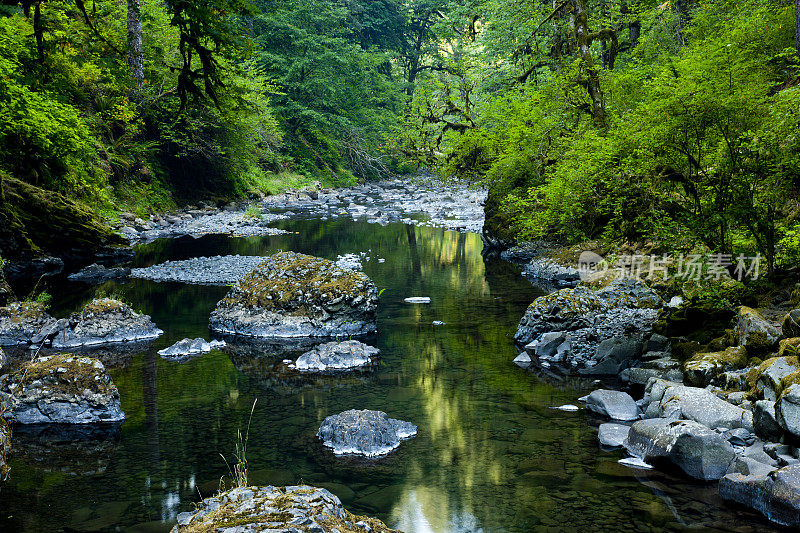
(782, 308), (800, 339)
(0, 354), (124, 424)
(0, 301), (58, 346)
(210, 252), (378, 338)
(172, 485), (398, 533)
(52, 298), (163, 349)
(734, 306), (780, 352)
(777, 338), (800, 357)
(747, 356), (800, 401)
(0, 176), (124, 260)
(684, 346), (748, 387)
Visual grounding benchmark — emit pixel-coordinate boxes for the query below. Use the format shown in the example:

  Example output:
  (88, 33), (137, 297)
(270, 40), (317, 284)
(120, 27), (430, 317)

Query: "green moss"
(779, 371), (800, 398)
(746, 356), (800, 388)
(686, 346), (747, 368)
(12, 354), (112, 396)
(0, 301), (48, 323)
(81, 298), (127, 315)
(778, 338), (800, 357)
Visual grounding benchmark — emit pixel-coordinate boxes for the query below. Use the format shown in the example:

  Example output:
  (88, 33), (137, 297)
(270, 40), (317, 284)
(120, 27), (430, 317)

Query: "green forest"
(1, 0), (800, 273)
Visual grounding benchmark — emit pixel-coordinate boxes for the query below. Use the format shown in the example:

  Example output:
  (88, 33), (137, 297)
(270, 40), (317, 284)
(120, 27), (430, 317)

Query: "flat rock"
(598, 423), (630, 448)
(295, 340), (379, 371)
(68, 263), (130, 284)
(624, 418), (735, 480)
(719, 464), (800, 527)
(582, 389), (639, 421)
(158, 338), (225, 359)
(0, 302), (57, 345)
(0, 354), (124, 424)
(52, 298), (163, 348)
(644, 379), (753, 432)
(171, 485), (398, 533)
(209, 252), (378, 338)
(317, 409), (417, 457)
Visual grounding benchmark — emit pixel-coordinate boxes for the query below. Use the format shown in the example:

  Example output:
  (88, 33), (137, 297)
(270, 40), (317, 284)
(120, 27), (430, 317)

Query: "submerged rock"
(295, 341), (379, 371)
(210, 252), (378, 338)
(720, 464), (800, 527)
(0, 354), (124, 424)
(317, 409), (417, 457)
(624, 418), (735, 480)
(52, 298), (162, 349)
(0, 302), (57, 346)
(158, 338), (225, 359)
(172, 485), (399, 533)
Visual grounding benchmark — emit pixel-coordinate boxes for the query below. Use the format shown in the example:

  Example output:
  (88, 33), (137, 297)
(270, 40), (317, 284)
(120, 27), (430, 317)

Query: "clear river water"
(0, 216), (787, 532)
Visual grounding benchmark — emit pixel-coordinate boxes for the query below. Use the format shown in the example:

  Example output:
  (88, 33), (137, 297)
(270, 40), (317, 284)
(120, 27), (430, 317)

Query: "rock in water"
(68, 263), (130, 284)
(624, 418), (734, 480)
(209, 252), (378, 338)
(643, 379), (754, 432)
(404, 297), (431, 304)
(171, 485), (399, 533)
(720, 464), (800, 527)
(582, 389), (639, 421)
(317, 409), (417, 456)
(598, 423), (630, 448)
(295, 340), (379, 371)
(158, 338), (225, 359)
(0, 302), (57, 345)
(0, 354), (124, 424)
(52, 298), (162, 348)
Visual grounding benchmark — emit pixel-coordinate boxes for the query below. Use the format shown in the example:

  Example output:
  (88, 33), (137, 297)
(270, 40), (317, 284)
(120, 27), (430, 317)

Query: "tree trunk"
(629, 20), (641, 49)
(675, 0), (687, 46)
(127, 0), (144, 88)
(574, 0), (605, 127)
(795, 0), (800, 58)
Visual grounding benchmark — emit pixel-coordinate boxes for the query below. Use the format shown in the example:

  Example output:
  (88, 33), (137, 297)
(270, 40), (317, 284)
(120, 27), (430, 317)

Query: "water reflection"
(0, 220), (786, 532)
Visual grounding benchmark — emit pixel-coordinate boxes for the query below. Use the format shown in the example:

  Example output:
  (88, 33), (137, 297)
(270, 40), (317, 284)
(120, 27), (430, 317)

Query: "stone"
(317, 409), (416, 457)
(522, 258), (581, 286)
(754, 400), (784, 442)
(534, 331), (567, 357)
(52, 299), (163, 348)
(735, 306), (780, 351)
(782, 308), (800, 339)
(210, 252), (378, 338)
(0, 354), (124, 424)
(776, 384), (800, 438)
(582, 389), (639, 421)
(158, 338), (226, 359)
(723, 427), (755, 447)
(624, 418), (735, 480)
(598, 423), (630, 448)
(719, 464), (800, 527)
(514, 286), (607, 344)
(0, 301), (57, 345)
(68, 263), (130, 284)
(743, 442), (779, 467)
(728, 457), (777, 477)
(403, 297), (431, 304)
(295, 341), (379, 371)
(170, 485), (398, 533)
(755, 357), (799, 401)
(683, 346), (747, 387)
(513, 352), (531, 366)
(644, 379), (753, 432)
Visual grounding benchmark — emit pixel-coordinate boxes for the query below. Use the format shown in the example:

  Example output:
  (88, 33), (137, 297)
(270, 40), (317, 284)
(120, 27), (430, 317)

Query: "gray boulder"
(598, 423), (630, 448)
(514, 286), (605, 344)
(0, 302), (57, 346)
(0, 354), (124, 424)
(210, 252), (378, 338)
(295, 340), (379, 371)
(317, 409), (416, 457)
(644, 379), (753, 432)
(624, 418), (735, 480)
(68, 263), (130, 284)
(719, 464), (800, 527)
(756, 357), (799, 401)
(754, 400), (784, 442)
(728, 456), (778, 477)
(782, 308), (800, 338)
(52, 299), (162, 349)
(523, 258), (581, 286)
(735, 306), (780, 351)
(158, 338), (225, 359)
(776, 384), (800, 438)
(683, 346), (747, 387)
(582, 389), (639, 421)
(534, 331), (567, 357)
(171, 485), (397, 533)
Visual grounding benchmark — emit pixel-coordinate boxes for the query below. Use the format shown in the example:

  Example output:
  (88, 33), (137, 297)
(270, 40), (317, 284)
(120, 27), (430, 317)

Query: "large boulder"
(735, 306), (780, 351)
(754, 400), (785, 442)
(598, 423), (631, 448)
(625, 418), (735, 480)
(317, 409), (416, 457)
(644, 379), (753, 432)
(52, 298), (162, 349)
(295, 340), (379, 371)
(720, 464), (800, 527)
(752, 357), (800, 401)
(0, 354), (124, 424)
(776, 384), (800, 438)
(172, 485), (398, 533)
(210, 252), (378, 338)
(782, 308), (800, 339)
(0, 301), (57, 345)
(683, 346), (747, 387)
(581, 389), (639, 421)
(514, 285), (606, 344)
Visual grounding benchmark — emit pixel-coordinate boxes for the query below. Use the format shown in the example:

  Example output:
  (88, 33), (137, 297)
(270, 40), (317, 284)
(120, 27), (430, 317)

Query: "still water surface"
(0, 218), (784, 532)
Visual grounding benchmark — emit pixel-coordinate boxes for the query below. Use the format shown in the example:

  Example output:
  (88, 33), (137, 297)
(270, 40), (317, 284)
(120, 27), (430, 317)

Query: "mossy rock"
(746, 356), (800, 400)
(684, 346), (748, 387)
(734, 306), (780, 352)
(782, 308), (800, 339)
(0, 176), (124, 260)
(778, 338), (800, 358)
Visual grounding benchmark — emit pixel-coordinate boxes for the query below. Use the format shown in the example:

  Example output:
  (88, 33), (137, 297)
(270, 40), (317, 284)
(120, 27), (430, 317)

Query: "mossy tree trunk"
(127, 0), (144, 89)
